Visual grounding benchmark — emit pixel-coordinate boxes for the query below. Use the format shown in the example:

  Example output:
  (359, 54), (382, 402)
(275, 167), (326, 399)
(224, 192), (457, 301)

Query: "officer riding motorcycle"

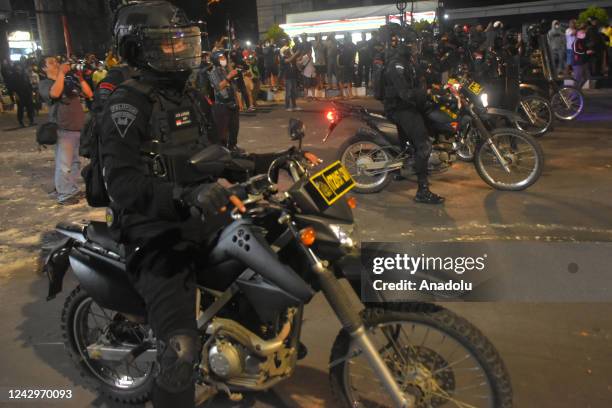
(99, 2), (296, 406)
(382, 25), (445, 204)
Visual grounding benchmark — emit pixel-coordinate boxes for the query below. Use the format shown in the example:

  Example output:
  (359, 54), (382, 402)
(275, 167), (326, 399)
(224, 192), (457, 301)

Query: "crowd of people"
(547, 16), (612, 84)
(193, 31), (384, 111)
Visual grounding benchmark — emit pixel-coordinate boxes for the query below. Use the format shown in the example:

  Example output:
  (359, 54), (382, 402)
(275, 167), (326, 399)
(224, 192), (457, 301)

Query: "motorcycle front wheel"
(550, 86), (584, 121)
(62, 286), (155, 404)
(337, 130), (395, 194)
(515, 95), (553, 137)
(474, 128), (544, 191)
(329, 303), (513, 408)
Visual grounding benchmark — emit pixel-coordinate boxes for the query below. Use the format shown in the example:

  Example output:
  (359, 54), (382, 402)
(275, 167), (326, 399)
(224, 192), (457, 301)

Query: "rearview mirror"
(288, 118), (305, 141)
(189, 144), (232, 165)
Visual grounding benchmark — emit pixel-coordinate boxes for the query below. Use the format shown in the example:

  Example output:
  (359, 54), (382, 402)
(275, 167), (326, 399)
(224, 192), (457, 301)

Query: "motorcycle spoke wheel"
(342, 321), (495, 408)
(457, 128), (478, 162)
(475, 130), (543, 191)
(341, 142), (392, 190)
(73, 297), (154, 390)
(551, 87), (584, 121)
(516, 96), (552, 136)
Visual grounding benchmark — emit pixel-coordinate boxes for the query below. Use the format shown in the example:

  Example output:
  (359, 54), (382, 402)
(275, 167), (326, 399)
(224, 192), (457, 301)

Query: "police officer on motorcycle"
(383, 29), (445, 204)
(99, 2), (293, 406)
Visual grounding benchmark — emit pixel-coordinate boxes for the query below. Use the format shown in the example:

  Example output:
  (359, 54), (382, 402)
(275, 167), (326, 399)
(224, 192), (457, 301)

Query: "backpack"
(80, 79), (154, 208)
(372, 62), (386, 101)
(80, 113), (110, 207)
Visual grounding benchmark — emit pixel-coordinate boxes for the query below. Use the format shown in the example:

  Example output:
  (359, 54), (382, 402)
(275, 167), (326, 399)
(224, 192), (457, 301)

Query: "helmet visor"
(142, 26), (202, 72)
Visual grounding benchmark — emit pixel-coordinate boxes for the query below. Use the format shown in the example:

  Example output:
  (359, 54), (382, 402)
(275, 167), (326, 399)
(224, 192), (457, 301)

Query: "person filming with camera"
(39, 56), (93, 205)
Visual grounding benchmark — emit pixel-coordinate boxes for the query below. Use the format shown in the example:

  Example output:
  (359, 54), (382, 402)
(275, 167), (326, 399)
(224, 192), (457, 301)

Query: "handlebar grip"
(304, 152), (322, 165)
(230, 195), (246, 213)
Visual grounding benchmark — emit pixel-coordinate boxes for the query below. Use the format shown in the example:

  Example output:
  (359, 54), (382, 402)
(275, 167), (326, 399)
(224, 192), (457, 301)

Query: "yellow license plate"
(308, 161), (355, 205)
(468, 81), (483, 95)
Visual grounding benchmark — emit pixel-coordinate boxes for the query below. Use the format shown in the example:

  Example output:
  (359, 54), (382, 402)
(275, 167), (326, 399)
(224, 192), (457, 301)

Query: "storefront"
(280, 2), (437, 42)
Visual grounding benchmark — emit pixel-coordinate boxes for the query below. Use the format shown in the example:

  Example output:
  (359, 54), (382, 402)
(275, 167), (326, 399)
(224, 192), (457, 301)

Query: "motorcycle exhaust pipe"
(86, 343), (157, 363)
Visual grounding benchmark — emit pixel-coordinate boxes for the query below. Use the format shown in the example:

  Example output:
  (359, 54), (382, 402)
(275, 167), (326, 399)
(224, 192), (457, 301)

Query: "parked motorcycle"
(44, 119), (512, 407)
(521, 33), (585, 121)
(325, 77), (544, 193)
(0, 83), (14, 111)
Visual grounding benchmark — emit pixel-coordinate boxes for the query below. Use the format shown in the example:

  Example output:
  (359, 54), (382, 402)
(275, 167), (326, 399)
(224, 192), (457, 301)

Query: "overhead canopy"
(446, 0), (612, 20)
(281, 2), (438, 37)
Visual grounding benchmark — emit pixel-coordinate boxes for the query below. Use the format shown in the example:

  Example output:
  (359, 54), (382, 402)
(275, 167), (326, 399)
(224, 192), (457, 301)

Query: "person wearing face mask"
(208, 51), (241, 148)
(572, 27), (592, 89)
(548, 20), (566, 77)
(565, 19), (577, 77)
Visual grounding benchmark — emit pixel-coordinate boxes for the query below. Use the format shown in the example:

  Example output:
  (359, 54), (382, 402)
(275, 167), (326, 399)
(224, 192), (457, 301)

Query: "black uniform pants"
(16, 91), (34, 125)
(131, 245), (199, 408)
(212, 103), (240, 149)
(387, 109), (432, 183)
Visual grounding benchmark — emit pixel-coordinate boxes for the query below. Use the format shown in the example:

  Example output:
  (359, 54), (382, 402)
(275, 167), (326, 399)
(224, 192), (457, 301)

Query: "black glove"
(180, 183), (231, 221)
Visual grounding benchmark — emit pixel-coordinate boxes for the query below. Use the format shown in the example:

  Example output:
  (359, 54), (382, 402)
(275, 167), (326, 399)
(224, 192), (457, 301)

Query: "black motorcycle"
(325, 77), (544, 194)
(520, 32), (585, 122)
(44, 119), (512, 407)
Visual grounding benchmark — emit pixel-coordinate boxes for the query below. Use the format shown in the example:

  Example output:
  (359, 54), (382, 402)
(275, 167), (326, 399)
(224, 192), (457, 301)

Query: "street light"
(444, 14), (449, 19)
(246, 40), (251, 47)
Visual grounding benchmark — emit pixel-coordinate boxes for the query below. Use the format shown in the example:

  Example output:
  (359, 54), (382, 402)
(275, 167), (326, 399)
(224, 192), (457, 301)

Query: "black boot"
(414, 181), (445, 204)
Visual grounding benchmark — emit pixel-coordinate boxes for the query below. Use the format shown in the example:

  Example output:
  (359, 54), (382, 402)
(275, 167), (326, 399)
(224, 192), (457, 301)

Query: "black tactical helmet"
(113, 0), (201, 73)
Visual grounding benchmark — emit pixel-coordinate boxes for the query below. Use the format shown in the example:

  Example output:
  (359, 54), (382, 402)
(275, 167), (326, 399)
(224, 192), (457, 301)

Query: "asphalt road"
(0, 90), (611, 408)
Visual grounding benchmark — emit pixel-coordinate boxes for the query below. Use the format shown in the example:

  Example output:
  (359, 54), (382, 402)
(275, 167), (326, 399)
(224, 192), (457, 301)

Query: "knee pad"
(156, 331), (200, 393)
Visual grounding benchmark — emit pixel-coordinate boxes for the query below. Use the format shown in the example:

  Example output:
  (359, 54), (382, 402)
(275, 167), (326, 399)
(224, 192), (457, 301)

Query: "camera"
(63, 72), (82, 97)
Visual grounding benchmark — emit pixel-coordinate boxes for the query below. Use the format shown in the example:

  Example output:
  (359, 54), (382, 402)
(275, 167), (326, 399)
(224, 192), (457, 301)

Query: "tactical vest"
(383, 59), (418, 110)
(119, 79), (213, 186)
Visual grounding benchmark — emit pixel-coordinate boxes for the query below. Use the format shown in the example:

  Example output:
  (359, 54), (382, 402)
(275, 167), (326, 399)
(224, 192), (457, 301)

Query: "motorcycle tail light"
(300, 227), (316, 247)
(346, 196), (357, 209)
(326, 110), (337, 123)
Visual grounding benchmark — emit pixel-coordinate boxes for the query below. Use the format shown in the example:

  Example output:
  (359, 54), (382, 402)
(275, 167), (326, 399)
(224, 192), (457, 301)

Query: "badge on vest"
(110, 103), (138, 138)
(173, 110), (192, 128)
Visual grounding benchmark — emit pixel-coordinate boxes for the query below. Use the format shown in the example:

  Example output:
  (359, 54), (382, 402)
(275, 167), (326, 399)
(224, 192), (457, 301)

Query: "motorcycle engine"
(207, 340), (263, 379)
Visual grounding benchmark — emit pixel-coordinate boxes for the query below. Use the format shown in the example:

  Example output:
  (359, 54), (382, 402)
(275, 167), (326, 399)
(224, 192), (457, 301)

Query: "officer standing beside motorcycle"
(99, 2), (293, 406)
(383, 29), (445, 204)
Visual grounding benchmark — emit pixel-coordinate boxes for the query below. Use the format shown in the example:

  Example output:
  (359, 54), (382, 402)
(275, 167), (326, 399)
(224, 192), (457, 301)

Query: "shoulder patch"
(110, 103), (138, 138)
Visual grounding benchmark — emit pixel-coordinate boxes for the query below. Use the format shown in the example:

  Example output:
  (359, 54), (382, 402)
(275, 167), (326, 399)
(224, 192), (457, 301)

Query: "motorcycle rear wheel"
(329, 303), (512, 408)
(337, 130), (394, 194)
(474, 128), (543, 191)
(62, 286), (155, 404)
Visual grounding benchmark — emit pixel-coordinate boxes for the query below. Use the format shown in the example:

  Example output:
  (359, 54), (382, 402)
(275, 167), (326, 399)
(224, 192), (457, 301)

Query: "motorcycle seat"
(367, 113), (400, 143)
(86, 222), (124, 257)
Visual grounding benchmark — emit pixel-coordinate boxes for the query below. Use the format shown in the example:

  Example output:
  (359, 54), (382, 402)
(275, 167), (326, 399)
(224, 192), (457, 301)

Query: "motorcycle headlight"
(480, 93), (489, 108)
(330, 224), (357, 250)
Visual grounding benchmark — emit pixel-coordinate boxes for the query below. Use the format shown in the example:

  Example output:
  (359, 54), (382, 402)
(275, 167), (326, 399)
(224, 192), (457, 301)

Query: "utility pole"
(396, 1), (408, 27)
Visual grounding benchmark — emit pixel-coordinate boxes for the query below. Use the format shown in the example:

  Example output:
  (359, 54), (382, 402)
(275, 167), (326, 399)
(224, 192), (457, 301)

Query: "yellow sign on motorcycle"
(309, 161), (355, 205)
(468, 81), (483, 95)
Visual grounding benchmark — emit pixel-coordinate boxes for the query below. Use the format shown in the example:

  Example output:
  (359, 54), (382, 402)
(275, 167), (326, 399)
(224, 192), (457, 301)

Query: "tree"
(412, 20), (432, 33)
(577, 6), (609, 26)
(265, 24), (289, 43)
